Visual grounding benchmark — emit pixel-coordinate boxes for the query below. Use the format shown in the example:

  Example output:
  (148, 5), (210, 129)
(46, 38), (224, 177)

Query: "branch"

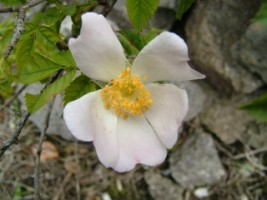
(100, 0), (118, 17)
(34, 98), (55, 200)
(0, 111), (30, 158)
(2, 0), (47, 59)
(0, 85), (28, 110)
(0, 70), (62, 159)
(0, 0), (46, 13)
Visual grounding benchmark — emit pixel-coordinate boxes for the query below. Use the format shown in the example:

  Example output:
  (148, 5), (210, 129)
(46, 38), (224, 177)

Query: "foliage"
(64, 74), (99, 105)
(0, 0), (26, 6)
(252, 0), (267, 25)
(126, 0), (159, 32)
(0, 0), (191, 113)
(176, 0), (196, 20)
(240, 93), (267, 122)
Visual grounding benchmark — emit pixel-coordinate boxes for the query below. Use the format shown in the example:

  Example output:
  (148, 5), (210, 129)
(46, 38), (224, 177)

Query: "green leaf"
(119, 30), (145, 50)
(0, 0), (26, 6)
(0, 17), (14, 50)
(252, 0), (267, 26)
(176, 0), (196, 20)
(16, 34), (64, 84)
(118, 28), (162, 57)
(143, 28), (162, 43)
(240, 93), (267, 122)
(25, 70), (76, 113)
(64, 75), (99, 105)
(127, 0), (159, 32)
(118, 34), (139, 57)
(34, 26), (75, 67)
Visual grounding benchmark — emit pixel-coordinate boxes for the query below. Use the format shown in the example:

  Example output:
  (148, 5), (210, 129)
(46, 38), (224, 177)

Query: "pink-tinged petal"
(144, 83), (188, 149)
(91, 92), (119, 168)
(131, 31), (205, 82)
(113, 115), (167, 172)
(69, 12), (126, 82)
(63, 91), (97, 141)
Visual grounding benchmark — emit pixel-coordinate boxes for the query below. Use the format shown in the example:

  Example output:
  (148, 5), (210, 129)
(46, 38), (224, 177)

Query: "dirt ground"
(0, 101), (266, 200)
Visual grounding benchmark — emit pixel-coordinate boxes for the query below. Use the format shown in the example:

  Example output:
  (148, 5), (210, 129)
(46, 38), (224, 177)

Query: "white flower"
(63, 12), (205, 172)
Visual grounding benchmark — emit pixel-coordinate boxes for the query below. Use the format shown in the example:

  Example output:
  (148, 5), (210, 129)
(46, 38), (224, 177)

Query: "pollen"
(101, 67), (153, 119)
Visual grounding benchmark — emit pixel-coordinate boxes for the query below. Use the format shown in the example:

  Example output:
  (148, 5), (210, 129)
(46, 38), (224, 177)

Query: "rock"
(170, 131), (226, 188)
(108, 0), (177, 30)
(185, 0), (263, 94)
(241, 121), (267, 148)
(145, 171), (183, 200)
(232, 23), (267, 84)
(159, 0), (177, 10)
(199, 83), (266, 146)
(201, 101), (251, 144)
(175, 81), (206, 121)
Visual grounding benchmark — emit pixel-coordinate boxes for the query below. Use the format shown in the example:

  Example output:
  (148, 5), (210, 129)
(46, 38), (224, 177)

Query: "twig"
(0, 110), (30, 158)
(34, 98), (55, 200)
(3, 0), (46, 58)
(0, 70), (62, 159)
(233, 146), (267, 160)
(75, 140), (81, 200)
(0, 85), (27, 110)
(100, 0), (118, 17)
(52, 172), (72, 200)
(3, 6), (25, 59)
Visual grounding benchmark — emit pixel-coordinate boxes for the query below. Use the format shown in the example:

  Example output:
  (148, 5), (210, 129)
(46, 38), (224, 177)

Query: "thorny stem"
(34, 99), (55, 200)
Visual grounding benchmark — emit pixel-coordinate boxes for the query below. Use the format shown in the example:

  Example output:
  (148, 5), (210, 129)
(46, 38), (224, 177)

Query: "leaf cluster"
(0, 0), (196, 114)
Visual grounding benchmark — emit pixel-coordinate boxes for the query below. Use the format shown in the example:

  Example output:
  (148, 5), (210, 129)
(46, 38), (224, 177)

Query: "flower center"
(101, 67), (153, 119)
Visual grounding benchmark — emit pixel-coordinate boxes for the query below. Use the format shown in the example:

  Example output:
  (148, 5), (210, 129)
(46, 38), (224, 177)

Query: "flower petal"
(69, 12), (126, 82)
(113, 115), (167, 172)
(144, 83), (188, 149)
(64, 90), (119, 167)
(131, 31), (205, 82)
(63, 91), (97, 141)
(91, 92), (119, 168)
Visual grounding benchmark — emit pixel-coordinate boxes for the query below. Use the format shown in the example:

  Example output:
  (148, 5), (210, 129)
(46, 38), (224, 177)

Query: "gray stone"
(170, 131), (226, 188)
(232, 23), (267, 83)
(185, 0), (263, 94)
(145, 171), (183, 200)
(201, 101), (251, 144)
(241, 121), (267, 148)
(175, 81), (206, 121)
(108, 0), (177, 30)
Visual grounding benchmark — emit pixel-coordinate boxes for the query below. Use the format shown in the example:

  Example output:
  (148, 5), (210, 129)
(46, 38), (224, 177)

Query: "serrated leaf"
(64, 74), (99, 105)
(118, 29), (162, 57)
(61, 4), (77, 16)
(176, 0), (196, 20)
(240, 93), (267, 122)
(252, 0), (267, 26)
(127, 0), (159, 32)
(34, 26), (75, 67)
(119, 30), (145, 50)
(25, 70), (75, 113)
(16, 34), (64, 84)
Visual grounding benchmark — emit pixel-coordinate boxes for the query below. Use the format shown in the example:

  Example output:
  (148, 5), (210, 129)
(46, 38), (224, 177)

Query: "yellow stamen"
(101, 67), (153, 119)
